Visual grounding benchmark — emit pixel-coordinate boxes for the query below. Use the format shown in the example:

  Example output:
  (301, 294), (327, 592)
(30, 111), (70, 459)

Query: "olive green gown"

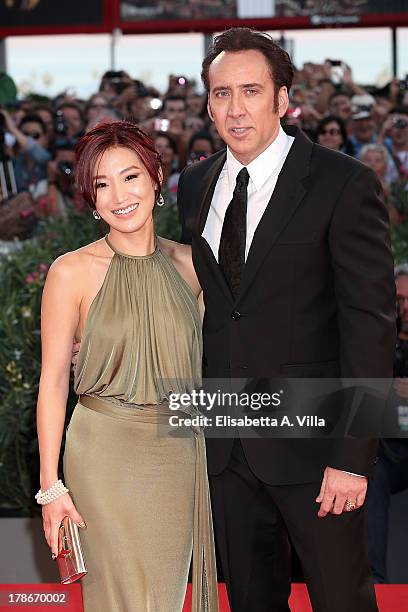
(63, 236), (218, 612)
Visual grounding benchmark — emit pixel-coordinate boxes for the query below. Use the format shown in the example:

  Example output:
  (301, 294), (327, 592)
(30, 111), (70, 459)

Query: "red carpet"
(183, 583), (408, 611)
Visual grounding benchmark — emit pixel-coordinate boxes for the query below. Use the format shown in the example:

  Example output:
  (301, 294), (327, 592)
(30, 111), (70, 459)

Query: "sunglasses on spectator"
(89, 103), (108, 109)
(392, 118), (408, 130)
(319, 128), (341, 136)
(22, 130), (42, 139)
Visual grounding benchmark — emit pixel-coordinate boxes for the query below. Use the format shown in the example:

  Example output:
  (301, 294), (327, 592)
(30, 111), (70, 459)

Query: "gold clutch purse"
(56, 516), (88, 584)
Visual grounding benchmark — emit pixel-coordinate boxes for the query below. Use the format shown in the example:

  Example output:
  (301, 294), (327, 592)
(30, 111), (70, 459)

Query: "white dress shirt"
(202, 125), (294, 261)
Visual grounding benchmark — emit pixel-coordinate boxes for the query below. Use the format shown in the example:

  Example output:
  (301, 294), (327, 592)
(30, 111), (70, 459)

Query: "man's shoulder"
(181, 148), (226, 183)
(311, 142), (369, 179)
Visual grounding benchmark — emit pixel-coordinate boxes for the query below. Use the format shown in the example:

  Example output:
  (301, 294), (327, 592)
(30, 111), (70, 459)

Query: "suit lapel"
(237, 127), (313, 302)
(196, 150), (226, 235)
(193, 150), (234, 303)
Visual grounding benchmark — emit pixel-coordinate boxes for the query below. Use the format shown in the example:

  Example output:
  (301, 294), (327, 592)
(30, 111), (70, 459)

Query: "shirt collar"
(226, 125), (290, 192)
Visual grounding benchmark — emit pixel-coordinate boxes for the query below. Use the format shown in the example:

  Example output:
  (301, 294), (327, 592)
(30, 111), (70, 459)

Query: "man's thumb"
(316, 469), (327, 503)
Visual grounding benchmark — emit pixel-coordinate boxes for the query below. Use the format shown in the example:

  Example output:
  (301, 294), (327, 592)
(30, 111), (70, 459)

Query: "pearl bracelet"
(35, 479), (69, 505)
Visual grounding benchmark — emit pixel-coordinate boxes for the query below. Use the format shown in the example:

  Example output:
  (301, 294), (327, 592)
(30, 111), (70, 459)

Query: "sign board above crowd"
(118, 0), (408, 33)
(0, 0), (111, 36)
(0, 0), (407, 37)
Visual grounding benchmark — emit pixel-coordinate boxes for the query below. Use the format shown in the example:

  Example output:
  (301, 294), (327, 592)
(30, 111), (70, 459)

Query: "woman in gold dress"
(36, 120), (218, 611)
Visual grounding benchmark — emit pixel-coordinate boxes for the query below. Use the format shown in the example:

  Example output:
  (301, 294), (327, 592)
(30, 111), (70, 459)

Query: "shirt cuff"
(342, 470), (366, 478)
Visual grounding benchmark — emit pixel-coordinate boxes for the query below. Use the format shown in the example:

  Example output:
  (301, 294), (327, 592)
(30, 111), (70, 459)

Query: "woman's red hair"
(75, 120), (162, 209)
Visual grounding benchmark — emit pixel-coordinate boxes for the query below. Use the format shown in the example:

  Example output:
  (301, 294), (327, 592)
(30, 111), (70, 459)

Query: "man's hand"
(72, 341), (80, 373)
(393, 378), (408, 399)
(316, 467), (367, 518)
(47, 160), (59, 184)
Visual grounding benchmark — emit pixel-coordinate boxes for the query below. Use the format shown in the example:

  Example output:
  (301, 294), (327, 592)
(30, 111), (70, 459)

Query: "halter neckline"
(105, 235), (160, 259)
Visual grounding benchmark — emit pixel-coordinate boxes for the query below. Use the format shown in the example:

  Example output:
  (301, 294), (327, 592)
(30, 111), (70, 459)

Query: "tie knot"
(235, 167), (250, 190)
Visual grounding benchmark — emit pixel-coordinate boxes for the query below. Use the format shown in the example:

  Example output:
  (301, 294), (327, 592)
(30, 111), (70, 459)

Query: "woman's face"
(87, 96), (109, 122)
(317, 121), (343, 150)
(154, 136), (174, 166)
(94, 146), (157, 234)
(361, 150), (387, 179)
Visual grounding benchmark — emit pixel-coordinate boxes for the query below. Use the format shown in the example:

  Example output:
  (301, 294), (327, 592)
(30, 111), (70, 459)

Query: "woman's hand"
(42, 493), (86, 559)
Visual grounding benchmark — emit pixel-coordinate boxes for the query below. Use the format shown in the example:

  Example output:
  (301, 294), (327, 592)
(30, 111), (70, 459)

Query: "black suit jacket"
(178, 125), (396, 485)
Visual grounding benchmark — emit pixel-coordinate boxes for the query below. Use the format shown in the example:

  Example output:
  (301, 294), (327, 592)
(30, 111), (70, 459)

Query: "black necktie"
(218, 167), (250, 297)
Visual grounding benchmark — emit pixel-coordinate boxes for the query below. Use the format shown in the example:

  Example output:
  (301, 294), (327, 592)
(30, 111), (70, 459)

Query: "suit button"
(231, 311), (241, 320)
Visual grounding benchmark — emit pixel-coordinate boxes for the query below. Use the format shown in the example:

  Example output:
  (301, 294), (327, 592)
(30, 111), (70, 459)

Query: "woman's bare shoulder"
(158, 236), (200, 296)
(158, 236), (192, 264)
(48, 238), (109, 282)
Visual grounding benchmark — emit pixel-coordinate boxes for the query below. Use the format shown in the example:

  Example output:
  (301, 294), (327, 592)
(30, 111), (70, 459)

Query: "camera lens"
(58, 161), (74, 176)
(395, 119), (408, 130)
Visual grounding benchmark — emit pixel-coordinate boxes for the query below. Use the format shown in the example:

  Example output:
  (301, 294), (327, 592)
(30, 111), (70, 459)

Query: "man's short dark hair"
(329, 90), (352, 104)
(389, 105), (408, 116)
(188, 130), (214, 153)
(162, 95), (186, 111)
(56, 102), (84, 121)
(201, 27), (294, 102)
(19, 113), (47, 134)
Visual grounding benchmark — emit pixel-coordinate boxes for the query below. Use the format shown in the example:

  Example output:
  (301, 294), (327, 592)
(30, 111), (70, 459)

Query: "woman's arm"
(37, 253), (86, 557)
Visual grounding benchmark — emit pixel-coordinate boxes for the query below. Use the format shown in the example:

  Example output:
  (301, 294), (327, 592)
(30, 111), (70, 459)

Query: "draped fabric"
(65, 236), (218, 611)
(75, 236), (202, 404)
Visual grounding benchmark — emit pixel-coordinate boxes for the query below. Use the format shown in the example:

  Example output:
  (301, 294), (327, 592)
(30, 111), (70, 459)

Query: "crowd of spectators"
(0, 59), (407, 236)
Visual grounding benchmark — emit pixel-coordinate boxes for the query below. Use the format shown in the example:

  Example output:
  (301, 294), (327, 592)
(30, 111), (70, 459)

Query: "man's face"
(61, 107), (83, 137)
(329, 95), (351, 121)
(187, 94), (204, 115)
(397, 275), (408, 332)
(361, 150), (387, 179)
(352, 117), (374, 143)
(36, 109), (55, 137)
(390, 114), (408, 150)
(21, 120), (48, 149)
(191, 138), (213, 156)
(163, 100), (186, 125)
(207, 50), (288, 165)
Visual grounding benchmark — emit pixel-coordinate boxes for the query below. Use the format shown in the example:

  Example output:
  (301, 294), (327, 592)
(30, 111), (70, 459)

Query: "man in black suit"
(177, 28), (395, 612)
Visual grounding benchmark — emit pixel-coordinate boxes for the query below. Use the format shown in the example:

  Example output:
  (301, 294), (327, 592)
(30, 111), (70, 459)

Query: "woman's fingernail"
(78, 521), (86, 529)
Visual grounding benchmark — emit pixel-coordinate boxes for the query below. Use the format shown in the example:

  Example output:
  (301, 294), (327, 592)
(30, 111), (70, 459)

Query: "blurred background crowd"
(0, 58), (407, 242)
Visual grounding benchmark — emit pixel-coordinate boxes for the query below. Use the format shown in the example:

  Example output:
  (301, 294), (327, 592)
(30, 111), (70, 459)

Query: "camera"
(399, 75), (408, 92)
(394, 118), (408, 130)
(0, 111), (5, 146)
(187, 151), (211, 165)
(104, 71), (132, 96)
(328, 60), (344, 85)
(154, 118), (170, 133)
(57, 160), (74, 177)
(54, 111), (68, 137)
(133, 80), (149, 98)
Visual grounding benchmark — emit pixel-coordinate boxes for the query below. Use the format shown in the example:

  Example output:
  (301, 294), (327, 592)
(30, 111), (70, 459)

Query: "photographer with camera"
(367, 264), (408, 583)
(55, 102), (84, 141)
(348, 94), (378, 157)
(0, 108), (51, 193)
(34, 138), (82, 217)
(378, 106), (408, 182)
(98, 71), (151, 119)
(187, 130), (214, 165)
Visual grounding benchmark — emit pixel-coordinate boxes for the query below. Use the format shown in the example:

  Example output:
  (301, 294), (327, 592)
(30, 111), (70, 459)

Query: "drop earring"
(93, 210), (101, 220)
(157, 194), (165, 207)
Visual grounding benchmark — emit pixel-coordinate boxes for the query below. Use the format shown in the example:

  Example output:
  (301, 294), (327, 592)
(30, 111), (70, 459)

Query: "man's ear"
(207, 97), (214, 122)
(278, 86), (289, 118)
